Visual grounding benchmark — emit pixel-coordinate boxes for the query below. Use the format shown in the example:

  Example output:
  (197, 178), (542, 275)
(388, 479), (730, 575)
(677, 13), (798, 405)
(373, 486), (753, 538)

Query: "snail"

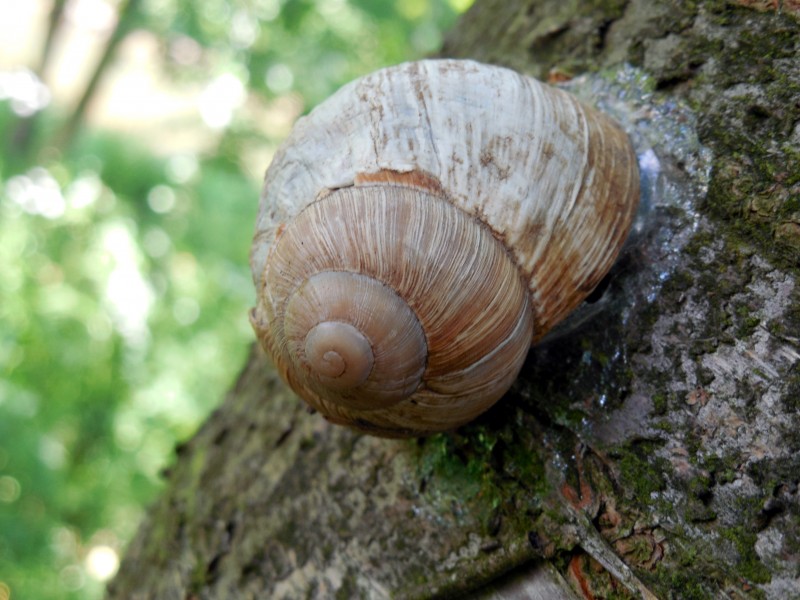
(249, 59), (640, 438)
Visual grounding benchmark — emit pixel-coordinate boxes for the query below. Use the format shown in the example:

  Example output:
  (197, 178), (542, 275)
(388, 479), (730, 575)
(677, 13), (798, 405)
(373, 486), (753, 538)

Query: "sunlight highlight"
(198, 73), (246, 129)
(85, 545), (120, 582)
(5, 167), (66, 219)
(0, 68), (51, 116)
(101, 222), (155, 345)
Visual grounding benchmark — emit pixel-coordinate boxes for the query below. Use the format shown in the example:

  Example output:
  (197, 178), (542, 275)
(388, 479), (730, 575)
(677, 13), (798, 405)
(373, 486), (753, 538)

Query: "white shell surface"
(252, 59), (639, 339)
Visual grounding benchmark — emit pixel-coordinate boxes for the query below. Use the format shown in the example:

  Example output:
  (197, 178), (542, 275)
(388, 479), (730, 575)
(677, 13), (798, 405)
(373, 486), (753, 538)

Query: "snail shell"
(250, 59), (640, 437)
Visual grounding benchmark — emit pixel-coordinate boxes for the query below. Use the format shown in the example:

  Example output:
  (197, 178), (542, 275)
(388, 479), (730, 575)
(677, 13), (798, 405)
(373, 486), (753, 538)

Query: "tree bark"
(108, 1), (800, 598)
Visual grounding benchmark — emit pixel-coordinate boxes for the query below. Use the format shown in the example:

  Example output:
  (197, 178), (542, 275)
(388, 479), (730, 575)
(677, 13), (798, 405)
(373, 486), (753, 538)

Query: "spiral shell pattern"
(250, 59), (640, 436)
(252, 180), (533, 435)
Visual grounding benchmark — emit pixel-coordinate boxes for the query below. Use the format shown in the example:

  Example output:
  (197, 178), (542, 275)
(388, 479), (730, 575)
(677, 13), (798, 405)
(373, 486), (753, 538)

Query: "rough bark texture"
(108, 1), (800, 598)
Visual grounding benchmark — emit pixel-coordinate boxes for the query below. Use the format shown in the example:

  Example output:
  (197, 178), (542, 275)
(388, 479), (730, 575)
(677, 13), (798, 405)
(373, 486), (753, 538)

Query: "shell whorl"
(250, 59), (641, 437)
(282, 270), (427, 411)
(252, 180), (534, 435)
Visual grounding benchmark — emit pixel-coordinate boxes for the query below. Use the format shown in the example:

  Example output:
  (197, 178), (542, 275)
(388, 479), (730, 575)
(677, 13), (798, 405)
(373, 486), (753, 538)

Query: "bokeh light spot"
(165, 154), (198, 184)
(231, 10), (260, 49)
(169, 35), (202, 66)
(173, 297), (200, 326)
(0, 68), (51, 116)
(101, 223), (155, 345)
(0, 476), (21, 503)
(5, 168), (66, 219)
(147, 185), (176, 214)
(66, 172), (103, 210)
(447, 0), (474, 11)
(255, 0), (281, 21)
(85, 545), (119, 582)
(38, 436), (67, 470)
(265, 64), (294, 94)
(198, 73), (246, 130)
(65, 0), (117, 32)
(143, 227), (171, 258)
(59, 565), (85, 591)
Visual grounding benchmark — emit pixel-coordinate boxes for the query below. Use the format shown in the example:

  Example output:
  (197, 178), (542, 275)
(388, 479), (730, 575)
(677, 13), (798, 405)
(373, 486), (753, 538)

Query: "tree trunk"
(108, 1), (800, 598)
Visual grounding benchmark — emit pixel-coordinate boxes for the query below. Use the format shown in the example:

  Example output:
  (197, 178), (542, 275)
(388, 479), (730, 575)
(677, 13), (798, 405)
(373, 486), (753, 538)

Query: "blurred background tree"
(0, 1), (472, 598)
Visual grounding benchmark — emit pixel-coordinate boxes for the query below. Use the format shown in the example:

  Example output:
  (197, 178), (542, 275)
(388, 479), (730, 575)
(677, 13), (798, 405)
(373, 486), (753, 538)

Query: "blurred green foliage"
(0, 1), (470, 598)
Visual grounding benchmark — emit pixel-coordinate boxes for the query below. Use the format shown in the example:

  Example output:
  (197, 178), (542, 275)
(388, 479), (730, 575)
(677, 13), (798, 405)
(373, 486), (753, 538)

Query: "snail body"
(250, 59), (640, 437)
